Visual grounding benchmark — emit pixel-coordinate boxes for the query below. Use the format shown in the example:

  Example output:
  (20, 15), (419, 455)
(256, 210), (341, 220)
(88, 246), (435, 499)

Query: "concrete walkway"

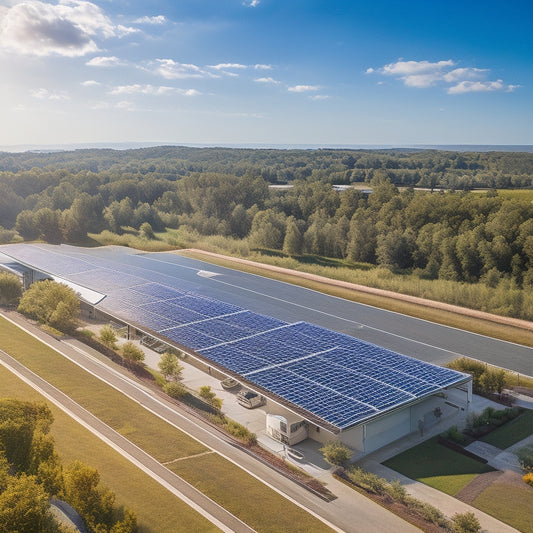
(355, 396), (533, 533)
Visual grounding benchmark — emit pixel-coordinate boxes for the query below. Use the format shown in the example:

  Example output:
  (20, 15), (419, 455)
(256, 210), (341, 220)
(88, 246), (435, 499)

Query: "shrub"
(523, 472), (533, 486)
(452, 511), (481, 533)
(517, 445), (533, 472)
(164, 382), (187, 399)
(319, 441), (352, 466)
(386, 479), (408, 504)
(99, 325), (118, 349)
(442, 425), (465, 444)
(199, 385), (223, 410)
(121, 341), (145, 363)
(346, 467), (387, 495)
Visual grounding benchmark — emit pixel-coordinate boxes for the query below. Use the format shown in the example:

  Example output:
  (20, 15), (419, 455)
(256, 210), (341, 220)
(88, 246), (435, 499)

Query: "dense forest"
(0, 146), (532, 319)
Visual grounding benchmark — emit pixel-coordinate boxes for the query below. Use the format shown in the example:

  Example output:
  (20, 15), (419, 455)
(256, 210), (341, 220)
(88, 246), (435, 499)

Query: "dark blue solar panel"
(137, 301), (205, 325)
(3, 243), (469, 431)
(176, 295), (243, 317)
(131, 283), (187, 300)
(220, 311), (286, 333)
(163, 326), (219, 351)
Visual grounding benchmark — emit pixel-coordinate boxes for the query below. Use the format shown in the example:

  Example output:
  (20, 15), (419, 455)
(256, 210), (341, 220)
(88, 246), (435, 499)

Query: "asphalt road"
(102, 249), (533, 376)
(1, 311), (420, 533)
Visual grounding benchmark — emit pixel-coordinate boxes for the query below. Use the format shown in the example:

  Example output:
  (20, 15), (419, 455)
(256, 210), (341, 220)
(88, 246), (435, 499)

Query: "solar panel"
(1, 243), (469, 431)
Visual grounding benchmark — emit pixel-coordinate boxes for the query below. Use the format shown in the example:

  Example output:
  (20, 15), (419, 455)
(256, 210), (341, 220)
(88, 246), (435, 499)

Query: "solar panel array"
(0, 243), (468, 430)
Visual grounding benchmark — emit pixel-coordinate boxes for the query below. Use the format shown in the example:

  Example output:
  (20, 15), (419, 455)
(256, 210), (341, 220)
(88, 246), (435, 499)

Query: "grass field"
(480, 409), (533, 449)
(0, 315), (333, 533)
(0, 366), (217, 533)
(473, 484), (533, 533)
(383, 437), (495, 496)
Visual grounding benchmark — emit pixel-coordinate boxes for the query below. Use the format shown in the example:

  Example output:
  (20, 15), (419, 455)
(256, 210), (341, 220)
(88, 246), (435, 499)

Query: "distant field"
(496, 189), (533, 201)
(0, 315), (333, 533)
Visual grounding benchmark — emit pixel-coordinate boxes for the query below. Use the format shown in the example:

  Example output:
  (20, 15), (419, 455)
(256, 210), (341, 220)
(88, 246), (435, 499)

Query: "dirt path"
(455, 471), (504, 504)
(181, 249), (533, 332)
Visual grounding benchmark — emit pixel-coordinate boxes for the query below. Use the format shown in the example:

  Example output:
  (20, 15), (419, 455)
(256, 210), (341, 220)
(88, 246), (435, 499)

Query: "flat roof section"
(0, 243), (469, 431)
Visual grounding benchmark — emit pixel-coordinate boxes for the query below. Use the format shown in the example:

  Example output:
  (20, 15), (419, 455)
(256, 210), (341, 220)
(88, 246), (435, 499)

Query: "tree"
(34, 208), (63, 244)
(121, 341), (145, 364)
(99, 325), (118, 349)
(319, 441), (352, 466)
(158, 352), (183, 381)
(18, 280), (80, 333)
(0, 474), (55, 533)
(62, 461), (115, 530)
(139, 221), (155, 240)
(15, 210), (39, 240)
(199, 385), (222, 410)
(283, 217), (303, 256)
(0, 272), (22, 306)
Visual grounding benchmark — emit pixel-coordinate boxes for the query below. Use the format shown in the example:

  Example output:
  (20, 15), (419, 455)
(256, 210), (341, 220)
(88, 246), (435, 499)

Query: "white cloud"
(254, 64), (272, 70)
(309, 94), (329, 101)
(288, 85), (319, 93)
(109, 84), (174, 96)
(151, 59), (213, 79)
(115, 100), (134, 110)
(447, 80), (520, 94)
(255, 77), (280, 84)
(81, 80), (100, 87)
(86, 56), (123, 67)
(31, 87), (69, 100)
(177, 88), (201, 96)
(243, 0), (261, 7)
(443, 67), (487, 83)
(380, 59), (454, 88)
(0, 0), (133, 57)
(133, 15), (166, 25)
(369, 59), (520, 94)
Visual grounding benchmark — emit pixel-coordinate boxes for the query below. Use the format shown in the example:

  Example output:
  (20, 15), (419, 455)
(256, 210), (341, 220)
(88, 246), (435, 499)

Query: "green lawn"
(473, 484), (533, 533)
(383, 437), (495, 496)
(480, 409), (533, 449)
(0, 315), (333, 533)
(0, 366), (217, 533)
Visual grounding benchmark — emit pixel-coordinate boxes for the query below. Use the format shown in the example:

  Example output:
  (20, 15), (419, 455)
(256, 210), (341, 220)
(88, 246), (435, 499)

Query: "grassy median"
(0, 315), (333, 533)
(0, 365), (217, 533)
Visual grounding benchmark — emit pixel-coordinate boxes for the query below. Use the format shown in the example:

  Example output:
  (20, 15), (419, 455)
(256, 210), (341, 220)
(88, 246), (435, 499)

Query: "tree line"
(0, 147), (532, 318)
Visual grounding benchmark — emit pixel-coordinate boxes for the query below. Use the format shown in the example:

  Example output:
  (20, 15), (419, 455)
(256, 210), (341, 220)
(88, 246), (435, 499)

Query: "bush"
(517, 445), (533, 472)
(99, 325), (118, 349)
(452, 511), (481, 533)
(346, 467), (387, 495)
(164, 382), (187, 399)
(442, 425), (465, 445)
(523, 472), (533, 486)
(319, 441), (352, 466)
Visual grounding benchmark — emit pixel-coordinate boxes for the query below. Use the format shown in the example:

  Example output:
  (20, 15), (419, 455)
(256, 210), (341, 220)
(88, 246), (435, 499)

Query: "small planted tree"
(99, 325), (118, 349)
(121, 341), (145, 365)
(17, 279), (79, 333)
(158, 352), (183, 382)
(319, 441), (352, 466)
(199, 385), (222, 410)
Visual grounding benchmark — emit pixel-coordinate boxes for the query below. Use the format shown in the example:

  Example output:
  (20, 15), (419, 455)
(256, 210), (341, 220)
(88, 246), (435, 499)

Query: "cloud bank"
(368, 59), (519, 94)
(0, 0), (135, 57)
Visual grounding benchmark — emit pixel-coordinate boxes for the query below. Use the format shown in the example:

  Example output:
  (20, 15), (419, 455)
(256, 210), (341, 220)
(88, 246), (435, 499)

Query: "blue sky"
(0, 0), (531, 147)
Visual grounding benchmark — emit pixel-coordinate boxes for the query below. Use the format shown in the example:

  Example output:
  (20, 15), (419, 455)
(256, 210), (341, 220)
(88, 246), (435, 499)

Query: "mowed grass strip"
(0, 317), (334, 532)
(480, 409), (533, 449)
(383, 437), (495, 496)
(473, 484), (533, 533)
(0, 366), (218, 533)
(168, 452), (328, 533)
